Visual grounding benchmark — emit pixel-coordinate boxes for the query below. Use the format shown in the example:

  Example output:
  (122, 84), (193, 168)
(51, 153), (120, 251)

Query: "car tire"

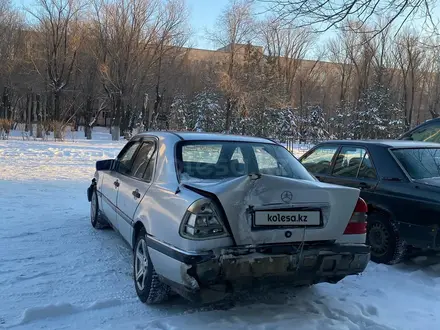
(90, 188), (108, 229)
(366, 212), (407, 265)
(133, 228), (170, 304)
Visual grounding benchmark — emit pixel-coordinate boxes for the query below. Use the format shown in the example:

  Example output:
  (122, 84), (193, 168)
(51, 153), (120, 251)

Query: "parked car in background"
(399, 118), (440, 143)
(87, 131), (370, 304)
(299, 140), (440, 265)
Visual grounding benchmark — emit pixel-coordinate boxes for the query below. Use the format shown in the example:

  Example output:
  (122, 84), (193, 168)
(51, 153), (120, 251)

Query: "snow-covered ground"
(1, 128), (440, 330)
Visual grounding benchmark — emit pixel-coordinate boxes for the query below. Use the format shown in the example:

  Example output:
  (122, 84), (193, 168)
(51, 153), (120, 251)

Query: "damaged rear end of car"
(157, 139), (370, 303)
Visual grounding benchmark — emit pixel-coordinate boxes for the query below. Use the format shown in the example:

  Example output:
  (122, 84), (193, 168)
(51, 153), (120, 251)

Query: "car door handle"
(359, 182), (368, 189)
(113, 180), (120, 188)
(132, 189), (141, 199)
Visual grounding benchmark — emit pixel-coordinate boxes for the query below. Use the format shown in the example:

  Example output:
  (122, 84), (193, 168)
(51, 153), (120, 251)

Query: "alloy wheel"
(135, 238), (149, 291)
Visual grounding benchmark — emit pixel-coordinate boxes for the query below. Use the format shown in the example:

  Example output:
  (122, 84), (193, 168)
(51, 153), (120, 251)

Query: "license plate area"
(251, 207), (323, 230)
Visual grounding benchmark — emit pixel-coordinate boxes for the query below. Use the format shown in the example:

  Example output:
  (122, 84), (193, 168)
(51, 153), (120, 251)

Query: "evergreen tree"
(304, 105), (329, 143)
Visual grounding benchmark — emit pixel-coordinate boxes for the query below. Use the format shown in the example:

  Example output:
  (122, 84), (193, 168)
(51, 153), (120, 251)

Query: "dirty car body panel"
(88, 132), (370, 303)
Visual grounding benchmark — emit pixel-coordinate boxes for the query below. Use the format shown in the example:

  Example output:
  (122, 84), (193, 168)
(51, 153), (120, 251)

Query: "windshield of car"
(176, 141), (315, 181)
(392, 148), (440, 179)
(399, 121), (440, 143)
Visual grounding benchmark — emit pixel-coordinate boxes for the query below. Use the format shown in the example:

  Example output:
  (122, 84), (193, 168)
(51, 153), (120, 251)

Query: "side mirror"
(96, 159), (115, 171)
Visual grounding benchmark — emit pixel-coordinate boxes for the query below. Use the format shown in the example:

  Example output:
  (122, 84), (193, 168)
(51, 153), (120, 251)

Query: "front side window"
(116, 141), (141, 175)
(300, 145), (339, 174)
(392, 148), (440, 180)
(332, 147), (368, 178)
(177, 141), (315, 181)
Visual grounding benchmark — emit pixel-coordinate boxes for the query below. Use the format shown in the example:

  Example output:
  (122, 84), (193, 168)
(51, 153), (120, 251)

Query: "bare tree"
(0, 0), (24, 121)
(207, 0), (255, 132)
(148, 0), (190, 130)
(327, 36), (354, 103)
(73, 22), (104, 139)
(258, 17), (315, 100)
(423, 40), (440, 119)
(393, 30), (425, 128)
(28, 0), (85, 134)
(92, 0), (188, 140)
(256, 0), (437, 38)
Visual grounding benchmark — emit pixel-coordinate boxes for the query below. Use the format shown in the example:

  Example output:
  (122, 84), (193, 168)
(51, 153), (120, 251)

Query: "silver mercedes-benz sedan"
(87, 131), (370, 304)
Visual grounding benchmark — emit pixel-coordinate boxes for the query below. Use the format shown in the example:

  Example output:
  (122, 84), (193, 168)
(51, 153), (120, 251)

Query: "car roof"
(317, 139), (440, 148)
(135, 131), (277, 144)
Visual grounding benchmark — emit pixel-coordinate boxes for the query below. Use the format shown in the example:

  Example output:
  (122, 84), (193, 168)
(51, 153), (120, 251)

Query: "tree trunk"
(23, 94), (28, 125)
(142, 93), (149, 131)
(43, 94), (48, 122)
(28, 93), (33, 136)
(36, 124), (43, 138)
(2, 86), (8, 119)
(53, 90), (63, 139)
(152, 85), (164, 130)
(54, 90), (60, 121)
(85, 125), (92, 139)
(84, 96), (93, 139)
(54, 127), (62, 139)
(112, 94), (121, 141)
(36, 94), (43, 138)
(121, 104), (130, 135)
(225, 98), (232, 133)
(111, 125), (120, 140)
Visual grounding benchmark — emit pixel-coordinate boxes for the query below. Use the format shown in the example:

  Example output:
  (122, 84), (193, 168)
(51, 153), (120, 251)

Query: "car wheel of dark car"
(90, 188), (108, 229)
(134, 228), (170, 304)
(366, 212), (407, 265)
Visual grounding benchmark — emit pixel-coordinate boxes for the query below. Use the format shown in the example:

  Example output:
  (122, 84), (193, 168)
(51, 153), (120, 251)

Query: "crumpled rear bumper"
(153, 242), (370, 303)
(195, 243), (369, 284)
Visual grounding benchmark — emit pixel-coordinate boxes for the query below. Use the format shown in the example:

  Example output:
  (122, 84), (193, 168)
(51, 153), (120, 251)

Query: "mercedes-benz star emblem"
(281, 191), (293, 203)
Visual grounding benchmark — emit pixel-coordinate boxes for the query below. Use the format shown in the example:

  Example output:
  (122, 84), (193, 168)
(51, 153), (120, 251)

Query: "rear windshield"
(392, 148), (440, 179)
(175, 141), (315, 181)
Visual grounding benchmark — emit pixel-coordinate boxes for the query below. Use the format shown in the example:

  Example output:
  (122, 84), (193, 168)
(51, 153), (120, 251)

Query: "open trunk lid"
(183, 174), (360, 246)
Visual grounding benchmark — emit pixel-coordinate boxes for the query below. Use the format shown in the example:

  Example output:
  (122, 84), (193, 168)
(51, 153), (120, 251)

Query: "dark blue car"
(299, 140), (440, 265)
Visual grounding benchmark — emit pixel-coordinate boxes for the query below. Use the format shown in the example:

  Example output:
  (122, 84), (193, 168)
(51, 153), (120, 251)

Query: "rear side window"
(300, 145), (338, 174)
(131, 141), (156, 181)
(332, 146), (377, 179)
(358, 153), (377, 179)
(333, 147), (366, 177)
(253, 146), (277, 169)
(231, 147), (245, 164)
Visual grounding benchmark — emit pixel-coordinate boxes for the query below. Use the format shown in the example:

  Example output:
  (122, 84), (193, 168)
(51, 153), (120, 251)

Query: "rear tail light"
(179, 199), (229, 240)
(344, 197), (368, 235)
